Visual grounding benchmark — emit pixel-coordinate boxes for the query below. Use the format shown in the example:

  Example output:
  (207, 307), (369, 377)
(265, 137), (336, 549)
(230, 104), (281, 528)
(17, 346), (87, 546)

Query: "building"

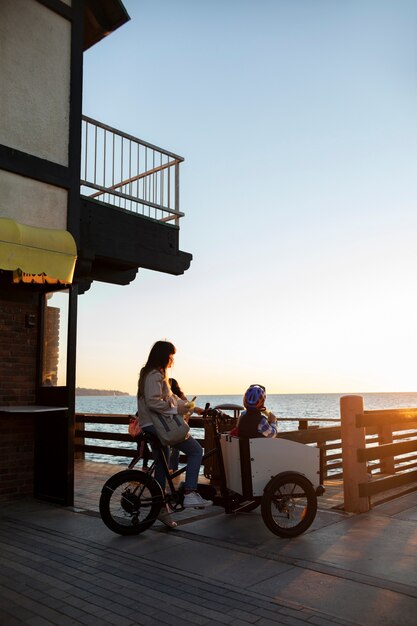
(0, 0), (192, 505)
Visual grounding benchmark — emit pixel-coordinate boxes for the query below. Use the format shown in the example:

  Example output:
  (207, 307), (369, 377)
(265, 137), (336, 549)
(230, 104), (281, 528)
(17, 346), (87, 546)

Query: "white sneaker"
(183, 491), (213, 509)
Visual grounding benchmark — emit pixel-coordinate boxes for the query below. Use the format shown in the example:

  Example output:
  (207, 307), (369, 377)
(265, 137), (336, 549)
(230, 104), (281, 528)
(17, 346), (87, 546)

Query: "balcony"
(76, 116), (192, 291)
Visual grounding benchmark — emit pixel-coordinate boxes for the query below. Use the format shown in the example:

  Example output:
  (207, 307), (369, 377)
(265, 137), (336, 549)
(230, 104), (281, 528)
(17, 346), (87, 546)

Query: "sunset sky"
(76, 0), (417, 396)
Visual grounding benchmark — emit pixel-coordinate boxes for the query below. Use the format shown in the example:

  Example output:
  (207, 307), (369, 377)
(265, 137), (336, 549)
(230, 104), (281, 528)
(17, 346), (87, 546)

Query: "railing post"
(319, 446), (325, 484)
(174, 162), (179, 228)
(74, 414), (85, 460)
(341, 395), (370, 513)
(379, 422), (395, 475)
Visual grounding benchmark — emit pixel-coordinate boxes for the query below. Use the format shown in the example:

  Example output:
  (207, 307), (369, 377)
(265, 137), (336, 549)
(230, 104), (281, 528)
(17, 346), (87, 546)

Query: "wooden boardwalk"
(2, 461), (417, 625)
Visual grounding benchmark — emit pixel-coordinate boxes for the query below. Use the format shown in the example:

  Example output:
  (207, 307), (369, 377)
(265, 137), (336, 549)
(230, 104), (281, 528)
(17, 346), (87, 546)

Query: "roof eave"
(83, 0), (130, 51)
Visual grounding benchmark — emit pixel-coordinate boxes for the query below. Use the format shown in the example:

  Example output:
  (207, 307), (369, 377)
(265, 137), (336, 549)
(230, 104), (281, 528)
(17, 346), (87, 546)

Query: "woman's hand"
(177, 400), (195, 415)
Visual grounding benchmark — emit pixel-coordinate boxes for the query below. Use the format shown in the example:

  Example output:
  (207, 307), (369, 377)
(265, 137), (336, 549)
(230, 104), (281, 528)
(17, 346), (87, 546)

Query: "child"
(231, 384), (277, 438)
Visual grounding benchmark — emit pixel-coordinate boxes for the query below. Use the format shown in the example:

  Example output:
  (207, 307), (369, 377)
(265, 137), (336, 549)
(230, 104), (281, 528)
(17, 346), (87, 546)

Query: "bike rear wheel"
(99, 470), (163, 535)
(261, 472), (317, 538)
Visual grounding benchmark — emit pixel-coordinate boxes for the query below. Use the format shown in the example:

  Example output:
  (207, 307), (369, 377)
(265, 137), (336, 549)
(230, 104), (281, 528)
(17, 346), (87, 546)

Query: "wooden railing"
(340, 395), (417, 513)
(74, 413), (342, 482)
(75, 401), (417, 513)
(75, 414), (141, 459)
(75, 404), (244, 459)
(74, 414), (210, 459)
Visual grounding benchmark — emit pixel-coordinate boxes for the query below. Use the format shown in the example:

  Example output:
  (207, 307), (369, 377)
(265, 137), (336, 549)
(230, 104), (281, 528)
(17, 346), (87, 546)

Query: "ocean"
(76, 391), (417, 420)
(76, 392), (417, 464)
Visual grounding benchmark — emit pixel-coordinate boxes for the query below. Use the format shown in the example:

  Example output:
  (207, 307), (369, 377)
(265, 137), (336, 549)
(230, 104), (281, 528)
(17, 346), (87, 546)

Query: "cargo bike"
(99, 405), (325, 538)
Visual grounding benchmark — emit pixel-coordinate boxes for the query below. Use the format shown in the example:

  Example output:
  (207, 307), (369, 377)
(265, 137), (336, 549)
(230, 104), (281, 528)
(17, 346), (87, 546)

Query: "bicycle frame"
(127, 408), (233, 510)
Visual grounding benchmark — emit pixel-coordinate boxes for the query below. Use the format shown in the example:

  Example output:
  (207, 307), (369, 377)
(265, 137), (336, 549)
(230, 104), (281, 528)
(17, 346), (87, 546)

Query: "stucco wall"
(0, 171), (67, 230)
(0, 0), (71, 167)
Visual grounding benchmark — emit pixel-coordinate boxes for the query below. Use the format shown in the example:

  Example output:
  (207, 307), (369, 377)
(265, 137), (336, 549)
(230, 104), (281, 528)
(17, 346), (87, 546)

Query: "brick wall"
(0, 298), (38, 500)
(0, 300), (38, 404)
(0, 415), (34, 500)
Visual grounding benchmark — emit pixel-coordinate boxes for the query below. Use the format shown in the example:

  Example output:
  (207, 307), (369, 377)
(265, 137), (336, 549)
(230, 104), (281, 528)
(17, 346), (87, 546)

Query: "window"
(42, 290), (69, 387)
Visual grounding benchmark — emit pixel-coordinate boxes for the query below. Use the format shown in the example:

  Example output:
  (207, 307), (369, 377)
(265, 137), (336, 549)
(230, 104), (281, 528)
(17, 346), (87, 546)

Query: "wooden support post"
(379, 423), (395, 475)
(74, 416), (85, 460)
(319, 446), (325, 484)
(340, 395), (370, 513)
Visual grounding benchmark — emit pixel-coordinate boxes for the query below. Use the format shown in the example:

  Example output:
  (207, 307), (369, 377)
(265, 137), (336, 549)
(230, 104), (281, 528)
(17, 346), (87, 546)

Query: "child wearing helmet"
(232, 384), (278, 438)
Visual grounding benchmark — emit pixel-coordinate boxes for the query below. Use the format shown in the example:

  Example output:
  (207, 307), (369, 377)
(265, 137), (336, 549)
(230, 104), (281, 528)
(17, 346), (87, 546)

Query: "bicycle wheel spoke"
(261, 473), (317, 538)
(100, 470), (163, 535)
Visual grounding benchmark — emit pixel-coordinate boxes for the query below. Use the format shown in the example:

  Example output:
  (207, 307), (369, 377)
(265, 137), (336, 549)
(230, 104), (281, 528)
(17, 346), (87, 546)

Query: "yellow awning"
(0, 218), (77, 284)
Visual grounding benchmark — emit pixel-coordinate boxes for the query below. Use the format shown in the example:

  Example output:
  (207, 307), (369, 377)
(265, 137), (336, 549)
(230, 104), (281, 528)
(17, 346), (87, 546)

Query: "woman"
(137, 341), (212, 527)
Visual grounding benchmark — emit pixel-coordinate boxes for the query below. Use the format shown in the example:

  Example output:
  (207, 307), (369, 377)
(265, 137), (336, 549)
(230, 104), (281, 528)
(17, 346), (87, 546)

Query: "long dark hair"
(137, 340), (176, 398)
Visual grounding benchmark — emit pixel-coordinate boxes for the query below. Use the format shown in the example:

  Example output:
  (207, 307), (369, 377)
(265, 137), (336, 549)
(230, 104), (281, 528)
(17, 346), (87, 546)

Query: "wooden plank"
(365, 408), (417, 418)
(325, 470), (343, 478)
(393, 455), (417, 466)
(320, 442), (342, 452)
(357, 439), (417, 463)
(324, 460), (343, 469)
(76, 414), (217, 429)
(278, 426), (341, 445)
(75, 444), (137, 457)
(395, 459), (417, 471)
(358, 410), (417, 428)
(359, 468), (417, 496)
(76, 414), (130, 425)
(393, 431), (417, 441)
(75, 437), (204, 452)
(325, 451), (343, 462)
(75, 430), (133, 442)
(326, 472), (343, 478)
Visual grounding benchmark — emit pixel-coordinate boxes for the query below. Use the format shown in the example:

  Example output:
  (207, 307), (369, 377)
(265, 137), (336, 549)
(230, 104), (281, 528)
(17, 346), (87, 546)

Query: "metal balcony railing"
(80, 116), (184, 226)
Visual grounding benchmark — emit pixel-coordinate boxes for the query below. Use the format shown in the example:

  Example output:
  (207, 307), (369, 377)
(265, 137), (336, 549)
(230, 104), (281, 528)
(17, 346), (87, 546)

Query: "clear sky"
(77, 0), (417, 396)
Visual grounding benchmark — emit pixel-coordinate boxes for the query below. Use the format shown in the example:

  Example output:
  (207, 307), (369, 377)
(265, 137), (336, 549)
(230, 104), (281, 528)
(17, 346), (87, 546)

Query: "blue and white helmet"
(243, 385), (266, 410)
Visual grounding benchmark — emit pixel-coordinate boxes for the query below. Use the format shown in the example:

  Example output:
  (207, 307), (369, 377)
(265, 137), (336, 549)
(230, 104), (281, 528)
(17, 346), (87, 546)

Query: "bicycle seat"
(142, 430), (161, 446)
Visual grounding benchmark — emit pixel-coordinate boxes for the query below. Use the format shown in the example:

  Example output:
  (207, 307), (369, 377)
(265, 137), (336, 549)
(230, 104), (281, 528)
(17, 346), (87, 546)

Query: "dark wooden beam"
(0, 144), (70, 188)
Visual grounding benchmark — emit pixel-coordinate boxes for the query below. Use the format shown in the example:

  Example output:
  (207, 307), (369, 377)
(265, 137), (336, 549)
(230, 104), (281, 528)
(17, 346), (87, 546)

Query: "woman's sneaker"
(183, 491), (213, 509)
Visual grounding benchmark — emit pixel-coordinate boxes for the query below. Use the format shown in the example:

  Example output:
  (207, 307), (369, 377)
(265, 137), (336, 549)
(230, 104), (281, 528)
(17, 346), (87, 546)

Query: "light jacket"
(137, 369), (186, 427)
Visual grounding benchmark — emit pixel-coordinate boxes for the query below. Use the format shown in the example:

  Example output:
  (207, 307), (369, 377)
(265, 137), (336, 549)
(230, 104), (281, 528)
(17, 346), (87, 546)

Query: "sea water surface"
(76, 392), (417, 419)
(76, 392), (417, 465)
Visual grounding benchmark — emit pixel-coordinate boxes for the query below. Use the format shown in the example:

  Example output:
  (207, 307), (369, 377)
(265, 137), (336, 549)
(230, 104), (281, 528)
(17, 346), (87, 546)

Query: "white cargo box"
(220, 435), (320, 497)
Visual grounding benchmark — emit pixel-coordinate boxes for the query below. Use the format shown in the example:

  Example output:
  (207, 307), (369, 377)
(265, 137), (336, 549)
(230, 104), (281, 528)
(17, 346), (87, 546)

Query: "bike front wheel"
(261, 472), (317, 538)
(99, 470), (163, 535)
